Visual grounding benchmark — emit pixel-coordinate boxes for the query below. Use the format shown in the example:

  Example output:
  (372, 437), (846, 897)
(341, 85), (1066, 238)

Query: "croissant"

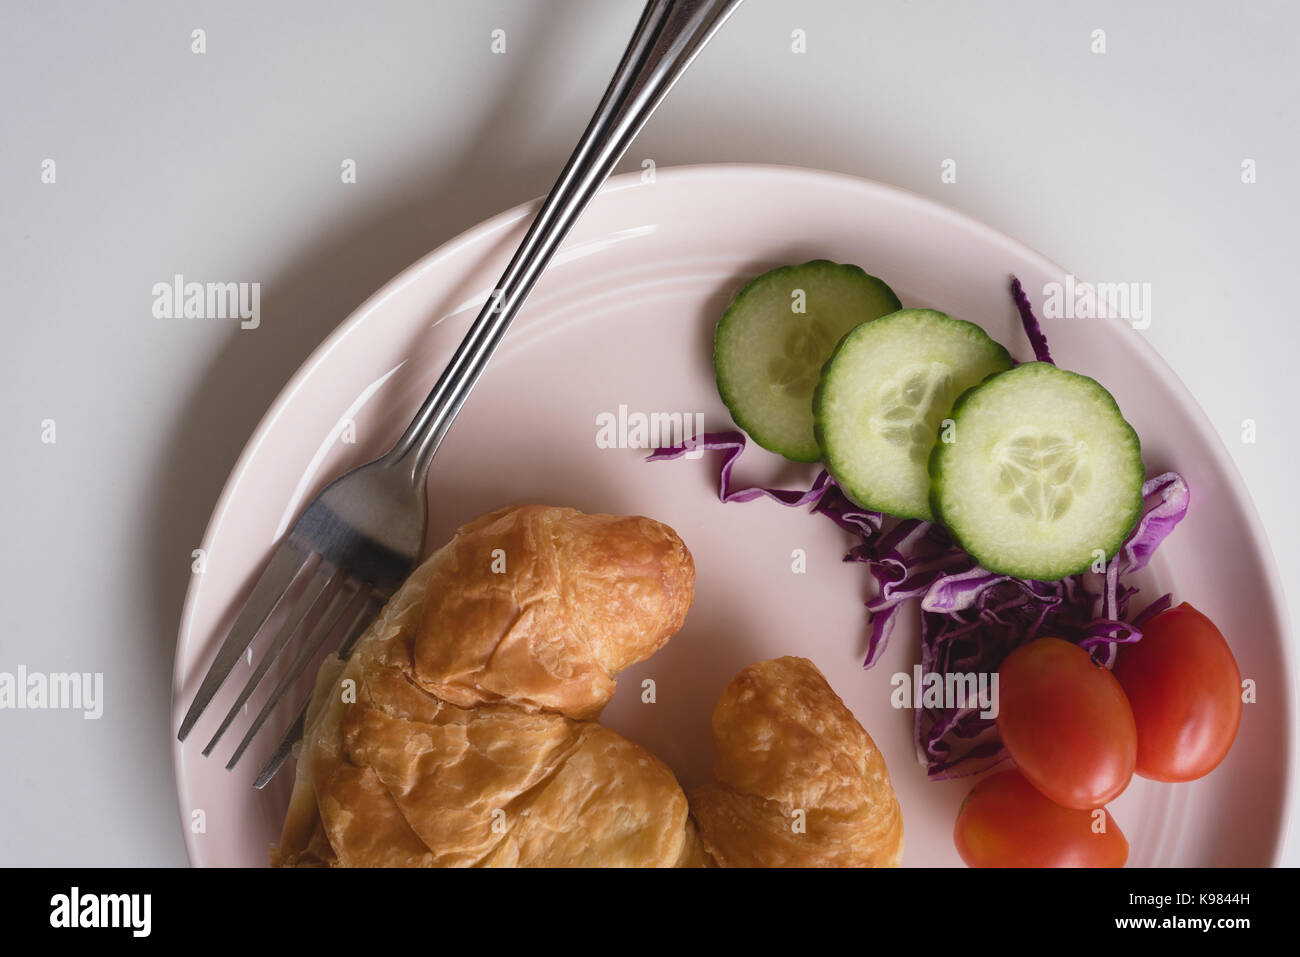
(691, 656), (904, 867)
(272, 504), (702, 867)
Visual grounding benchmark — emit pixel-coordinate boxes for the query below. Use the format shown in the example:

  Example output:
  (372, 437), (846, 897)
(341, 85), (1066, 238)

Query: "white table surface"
(2, 0), (1296, 867)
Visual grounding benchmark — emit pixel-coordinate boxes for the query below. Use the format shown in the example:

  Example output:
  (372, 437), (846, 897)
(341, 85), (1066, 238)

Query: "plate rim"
(170, 162), (1297, 866)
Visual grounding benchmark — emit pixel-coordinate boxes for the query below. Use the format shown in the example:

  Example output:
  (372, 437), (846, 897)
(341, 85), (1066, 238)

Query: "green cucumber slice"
(714, 260), (901, 462)
(813, 309), (1013, 519)
(930, 362), (1145, 581)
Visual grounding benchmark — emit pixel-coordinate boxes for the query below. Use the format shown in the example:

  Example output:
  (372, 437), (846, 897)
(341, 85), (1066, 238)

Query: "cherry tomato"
(954, 769), (1128, 867)
(1112, 602), (1242, 782)
(996, 637), (1136, 809)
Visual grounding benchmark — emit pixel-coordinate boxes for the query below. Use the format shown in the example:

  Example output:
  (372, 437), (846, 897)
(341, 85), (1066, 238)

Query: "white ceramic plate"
(172, 164), (1294, 867)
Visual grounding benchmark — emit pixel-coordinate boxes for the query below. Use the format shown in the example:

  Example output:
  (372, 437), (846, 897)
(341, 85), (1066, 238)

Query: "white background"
(1, 0), (1296, 866)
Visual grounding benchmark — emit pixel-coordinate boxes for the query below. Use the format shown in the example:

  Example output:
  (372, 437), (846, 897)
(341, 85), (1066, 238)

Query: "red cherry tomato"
(954, 769), (1128, 867)
(1112, 602), (1242, 782)
(996, 637), (1136, 809)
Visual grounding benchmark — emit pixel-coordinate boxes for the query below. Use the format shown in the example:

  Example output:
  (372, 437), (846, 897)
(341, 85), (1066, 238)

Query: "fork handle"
(383, 0), (743, 485)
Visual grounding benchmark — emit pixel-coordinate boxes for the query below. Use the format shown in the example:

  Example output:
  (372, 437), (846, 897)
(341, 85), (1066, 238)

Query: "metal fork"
(175, 0), (744, 788)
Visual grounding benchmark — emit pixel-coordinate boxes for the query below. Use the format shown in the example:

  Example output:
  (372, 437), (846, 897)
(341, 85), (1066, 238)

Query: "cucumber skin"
(812, 310), (1013, 519)
(714, 260), (901, 463)
(928, 363), (1145, 582)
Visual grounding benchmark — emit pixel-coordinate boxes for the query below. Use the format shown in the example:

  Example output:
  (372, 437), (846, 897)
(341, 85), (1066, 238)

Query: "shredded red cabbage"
(1011, 275), (1054, 364)
(649, 276), (1190, 779)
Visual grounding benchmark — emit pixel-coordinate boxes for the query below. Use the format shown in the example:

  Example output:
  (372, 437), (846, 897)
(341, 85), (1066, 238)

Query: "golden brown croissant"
(691, 656), (904, 867)
(272, 504), (701, 868)
(412, 505), (695, 720)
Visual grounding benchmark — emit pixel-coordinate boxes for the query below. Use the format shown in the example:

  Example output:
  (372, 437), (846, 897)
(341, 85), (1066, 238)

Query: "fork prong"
(251, 592), (382, 790)
(177, 543), (312, 742)
(226, 580), (359, 770)
(200, 561), (339, 756)
(250, 699), (310, 792)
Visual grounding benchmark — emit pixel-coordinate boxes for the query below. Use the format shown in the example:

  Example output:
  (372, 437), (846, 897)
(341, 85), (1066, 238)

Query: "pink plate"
(172, 164), (1294, 867)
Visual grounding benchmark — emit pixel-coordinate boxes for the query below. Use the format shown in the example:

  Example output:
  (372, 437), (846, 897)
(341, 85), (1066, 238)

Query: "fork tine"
(225, 580), (359, 770)
(334, 591), (388, 660)
(177, 543), (311, 742)
(250, 700), (309, 791)
(251, 592), (383, 790)
(200, 561), (340, 756)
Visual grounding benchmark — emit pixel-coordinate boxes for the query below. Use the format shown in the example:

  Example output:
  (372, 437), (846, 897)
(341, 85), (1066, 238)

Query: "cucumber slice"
(714, 261), (901, 462)
(930, 362), (1144, 581)
(813, 309), (1013, 519)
